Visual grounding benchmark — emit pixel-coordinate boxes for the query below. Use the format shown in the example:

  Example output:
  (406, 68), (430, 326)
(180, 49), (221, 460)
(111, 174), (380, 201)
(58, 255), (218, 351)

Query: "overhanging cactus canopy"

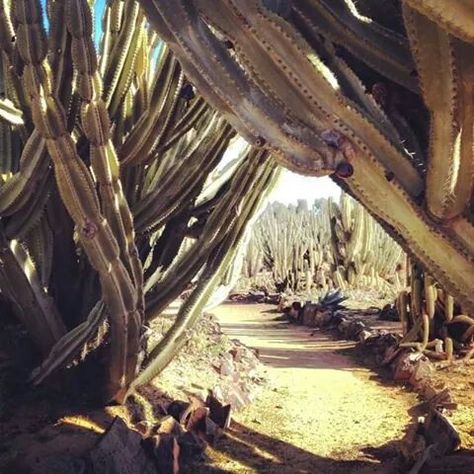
(139, 0), (474, 312)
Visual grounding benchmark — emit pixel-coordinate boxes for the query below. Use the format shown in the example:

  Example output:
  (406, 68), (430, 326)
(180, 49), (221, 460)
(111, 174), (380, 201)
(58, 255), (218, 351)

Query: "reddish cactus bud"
(335, 161), (354, 178)
(81, 219), (98, 239)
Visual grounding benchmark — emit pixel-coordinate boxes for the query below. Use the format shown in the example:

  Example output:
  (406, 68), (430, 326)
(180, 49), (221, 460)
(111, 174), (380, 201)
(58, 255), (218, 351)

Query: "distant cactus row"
(242, 193), (404, 295)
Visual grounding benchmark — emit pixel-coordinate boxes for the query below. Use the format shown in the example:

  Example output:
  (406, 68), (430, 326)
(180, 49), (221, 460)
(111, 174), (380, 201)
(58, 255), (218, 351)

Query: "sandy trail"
(199, 303), (418, 473)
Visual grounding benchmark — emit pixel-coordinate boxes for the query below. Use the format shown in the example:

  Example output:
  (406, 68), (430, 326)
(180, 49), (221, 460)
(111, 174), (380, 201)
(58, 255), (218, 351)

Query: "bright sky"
(220, 137), (341, 205)
(269, 171), (340, 205)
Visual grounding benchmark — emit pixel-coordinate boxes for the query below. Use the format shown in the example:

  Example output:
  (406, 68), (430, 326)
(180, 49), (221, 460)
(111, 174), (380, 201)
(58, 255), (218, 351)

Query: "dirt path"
(198, 303), (418, 473)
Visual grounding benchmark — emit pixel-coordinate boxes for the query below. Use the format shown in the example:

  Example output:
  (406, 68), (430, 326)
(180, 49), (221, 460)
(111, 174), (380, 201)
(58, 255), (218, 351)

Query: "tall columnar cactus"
(0, 0), (277, 403)
(140, 0), (474, 314)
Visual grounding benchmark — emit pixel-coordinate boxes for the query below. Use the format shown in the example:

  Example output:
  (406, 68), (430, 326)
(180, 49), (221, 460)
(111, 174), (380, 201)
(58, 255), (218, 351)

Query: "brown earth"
(2, 301), (472, 473)
(190, 303), (419, 473)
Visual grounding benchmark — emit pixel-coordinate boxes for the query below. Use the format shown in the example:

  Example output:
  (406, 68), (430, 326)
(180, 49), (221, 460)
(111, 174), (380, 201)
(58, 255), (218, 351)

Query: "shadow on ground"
(187, 420), (403, 473)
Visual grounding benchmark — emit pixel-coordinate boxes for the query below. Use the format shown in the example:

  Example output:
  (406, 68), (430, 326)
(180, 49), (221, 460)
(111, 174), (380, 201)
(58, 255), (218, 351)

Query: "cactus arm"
(196, 0), (330, 129)
(65, 0), (145, 388)
(133, 122), (233, 232)
(0, 97), (24, 125)
(345, 143), (474, 312)
(29, 301), (106, 385)
(108, 14), (144, 118)
(404, 0), (474, 43)
(142, 0), (340, 176)
(293, 0), (418, 92)
(157, 97), (208, 154)
(102, 0), (139, 111)
(403, 5), (474, 221)
(4, 168), (52, 239)
(226, 0), (423, 196)
(24, 212), (53, 288)
(0, 130), (48, 215)
(0, 0), (15, 60)
(138, 0), (259, 143)
(293, 17), (408, 150)
(0, 0), (29, 130)
(133, 156), (276, 392)
(145, 150), (266, 320)
(119, 51), (182, 165)
(0, 233), (66, 354)
(353, 0), (404, 32)
(98, 1), (113, 78)
(47, 0), (73, 101)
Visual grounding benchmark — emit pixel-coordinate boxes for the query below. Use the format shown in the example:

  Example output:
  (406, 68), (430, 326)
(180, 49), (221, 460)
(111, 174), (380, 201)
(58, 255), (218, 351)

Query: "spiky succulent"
(140, 0), (474, 316)
(0, 0), (278, 403)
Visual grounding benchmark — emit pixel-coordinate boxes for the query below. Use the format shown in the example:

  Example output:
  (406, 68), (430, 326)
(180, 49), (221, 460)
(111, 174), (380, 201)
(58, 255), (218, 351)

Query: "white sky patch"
(269, 170), (340, 205)
(220, 137), (341, 205)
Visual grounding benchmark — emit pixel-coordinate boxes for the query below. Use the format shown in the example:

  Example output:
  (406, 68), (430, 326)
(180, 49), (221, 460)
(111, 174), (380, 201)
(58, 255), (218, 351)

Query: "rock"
(185, 407), (209, 434)
(220, 358), (234, 377)
(210, 385), (225, 403)
(382, 346), (401, 365)
(135, 420), (154, 437)
(44, 455), (88, 474)
(177, 431), (206, 463)
(289, 302), (302, 322)
(392, 351), (424, 382)
(423, 409), (461, 456)
(409, 357), (433, 390)
(203, 417), (223, 445)
(315, 309), (333, 327)
(302, 304), (318, 326)
(90, 417), (156, 474)
(358, 329), (373, 343)
(330, 313), (345, 328)
(167, 400), (192, 424)
(226, 384), (251, 409)
(157, 416), (185, 437)
(426, 388), (457, 411)
(152, 434), (180, 474)
(399, 420), (427, 464)
(230, 346), (244, 362)
(420, 452), (474, 473)
(337, 319), (351, 337)
(348, 321), (366, 339)
(378, 304), (398, 321)
(207, 395), (232, 429)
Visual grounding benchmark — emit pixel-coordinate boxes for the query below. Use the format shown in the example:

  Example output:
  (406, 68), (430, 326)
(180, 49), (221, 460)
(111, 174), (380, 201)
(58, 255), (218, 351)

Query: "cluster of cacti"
(2, 0), (474, 407)
(242, 192), (404, 294)
(328, 193), (404, 291)
(0, 0), (279, 403)
(140, 0), (474, 315)
(397, 259), (474, 360)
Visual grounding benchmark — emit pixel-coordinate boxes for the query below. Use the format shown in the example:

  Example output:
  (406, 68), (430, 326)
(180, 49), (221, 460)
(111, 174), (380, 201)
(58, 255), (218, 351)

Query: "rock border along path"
(200, 303), (418, 474)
